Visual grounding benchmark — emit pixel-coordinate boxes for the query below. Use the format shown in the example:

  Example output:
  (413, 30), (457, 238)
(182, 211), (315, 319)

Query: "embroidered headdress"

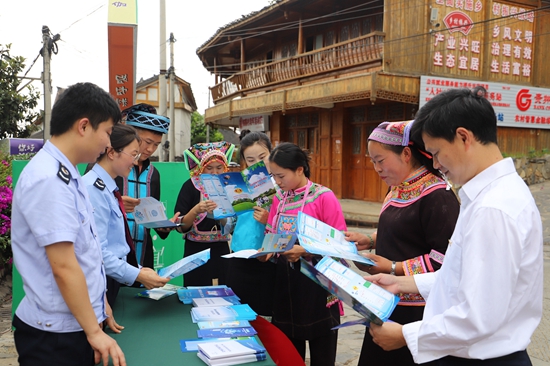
(368, 120), (415, 146)
(183, 142), (235, 176)
(122, 103), (171, 134)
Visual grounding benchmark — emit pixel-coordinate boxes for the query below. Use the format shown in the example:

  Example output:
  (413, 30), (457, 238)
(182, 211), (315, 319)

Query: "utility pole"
(168, 33), (176, 162)
(41, 26), (53, 141)
(159, 0), (168, 161)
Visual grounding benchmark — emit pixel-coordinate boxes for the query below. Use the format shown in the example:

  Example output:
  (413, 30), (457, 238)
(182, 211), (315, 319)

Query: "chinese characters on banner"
(107, 1), (137, 110)
(488, 2), (534, 82)
(430, 0), (535, 83)
(420, 76), (550, 129)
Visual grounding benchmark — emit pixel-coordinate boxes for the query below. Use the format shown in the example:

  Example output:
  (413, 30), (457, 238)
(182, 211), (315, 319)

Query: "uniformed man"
(11, 82), (126, 366)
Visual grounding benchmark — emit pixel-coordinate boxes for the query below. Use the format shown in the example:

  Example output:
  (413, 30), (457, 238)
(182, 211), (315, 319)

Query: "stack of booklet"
(177, 285), (239, 305)
(177, 285), (267, 365)
(197, 338), (267, 366)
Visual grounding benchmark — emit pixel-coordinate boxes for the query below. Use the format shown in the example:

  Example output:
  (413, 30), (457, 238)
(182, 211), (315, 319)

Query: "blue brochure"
(190, 304), (257, 323)
(177, 287), (238, 304)
(198, 160), (277, 219)
(197, 326), (258, 338)
(197, 320), (251, 330)
(222, 233), (297, 259)
(296, 212), (375, 266)
(300, 257), (399, 325)
(157, 248), (210, 279)
(179, 336), (255, 352)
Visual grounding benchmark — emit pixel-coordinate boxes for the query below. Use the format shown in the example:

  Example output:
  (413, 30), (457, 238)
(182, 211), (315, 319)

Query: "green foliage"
(0, 44), (41, 139)
(0, 152), (36, 268)
(190, 111), (223, 145)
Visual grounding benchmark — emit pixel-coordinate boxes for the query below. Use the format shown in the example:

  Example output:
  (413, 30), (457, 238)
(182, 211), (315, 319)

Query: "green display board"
(11, 160), (190, 316)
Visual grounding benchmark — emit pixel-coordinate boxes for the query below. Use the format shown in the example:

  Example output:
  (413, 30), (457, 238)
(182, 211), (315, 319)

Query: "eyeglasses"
(119, 150), (141, 162)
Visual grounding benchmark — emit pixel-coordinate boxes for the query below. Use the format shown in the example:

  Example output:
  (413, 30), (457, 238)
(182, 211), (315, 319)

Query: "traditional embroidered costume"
(358, 121), (460, 366)
(115, 104), (171, 269)
(265, 180), (346, 365)
(174, 142), (235, 287)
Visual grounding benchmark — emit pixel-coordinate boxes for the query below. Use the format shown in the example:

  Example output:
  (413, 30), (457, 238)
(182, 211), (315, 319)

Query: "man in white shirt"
(367, 86), (543, 365)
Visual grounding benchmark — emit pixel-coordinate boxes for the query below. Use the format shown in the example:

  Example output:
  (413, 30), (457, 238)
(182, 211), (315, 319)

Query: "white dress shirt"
(402, 158), (543, 363)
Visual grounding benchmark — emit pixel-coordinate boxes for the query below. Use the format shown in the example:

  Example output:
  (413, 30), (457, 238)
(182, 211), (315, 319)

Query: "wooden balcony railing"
(210, 31), (385, 103)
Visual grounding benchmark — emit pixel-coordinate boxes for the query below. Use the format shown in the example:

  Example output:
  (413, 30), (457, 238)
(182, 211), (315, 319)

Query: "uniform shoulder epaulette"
(93, 178), (106, 191)
(57, 163), (71, 185)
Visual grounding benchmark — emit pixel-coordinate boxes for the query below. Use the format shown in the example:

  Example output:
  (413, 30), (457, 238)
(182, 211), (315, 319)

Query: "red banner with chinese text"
(108, 25), (136, 110)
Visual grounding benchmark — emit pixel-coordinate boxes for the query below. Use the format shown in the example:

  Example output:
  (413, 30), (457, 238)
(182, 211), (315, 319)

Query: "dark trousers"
(289, 330), (338, 366)
(106, 276), (121, 308)
(437, 350), (531, 366)
(13, 315), (94, 366)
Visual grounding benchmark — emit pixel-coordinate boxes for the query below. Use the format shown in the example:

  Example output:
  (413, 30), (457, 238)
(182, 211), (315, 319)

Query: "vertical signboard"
(487, 1), (535, 83)
(429, 0), (535, 83)
(108, 1), (138, 109)
(430, 0), (485, 78)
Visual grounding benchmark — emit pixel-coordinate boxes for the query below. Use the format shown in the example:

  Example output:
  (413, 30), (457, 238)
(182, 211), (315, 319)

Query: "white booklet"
(197, 338), (266, 360)
(133, 197), (178, 229)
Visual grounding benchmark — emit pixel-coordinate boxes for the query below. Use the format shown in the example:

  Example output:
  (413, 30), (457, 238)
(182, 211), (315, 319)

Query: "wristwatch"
(390, 261), (397, 276)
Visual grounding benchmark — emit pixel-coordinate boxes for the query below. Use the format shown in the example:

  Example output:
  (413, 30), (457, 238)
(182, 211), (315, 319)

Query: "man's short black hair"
(50, 82), (121, 136)
(411, 86), (497, 145)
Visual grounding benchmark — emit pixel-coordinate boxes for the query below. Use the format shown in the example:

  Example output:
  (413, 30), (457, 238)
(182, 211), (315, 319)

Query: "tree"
(0, 44), (40, 139)
(191, 111), (223, 145)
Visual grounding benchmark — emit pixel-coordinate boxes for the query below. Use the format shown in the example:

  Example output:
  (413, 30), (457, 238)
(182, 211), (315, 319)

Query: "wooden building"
(197, 0), (550, 202)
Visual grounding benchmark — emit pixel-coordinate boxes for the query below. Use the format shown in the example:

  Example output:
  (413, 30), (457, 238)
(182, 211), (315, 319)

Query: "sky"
(0, 0), (267, 114)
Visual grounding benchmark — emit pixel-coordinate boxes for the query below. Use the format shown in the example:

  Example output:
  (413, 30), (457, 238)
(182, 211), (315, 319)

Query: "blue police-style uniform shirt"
(83, 164), (140, 286)
(12, 141), (107, 332)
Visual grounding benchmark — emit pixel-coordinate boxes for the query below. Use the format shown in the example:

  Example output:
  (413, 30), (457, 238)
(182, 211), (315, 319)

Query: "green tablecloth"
(107, 287), (276, 366)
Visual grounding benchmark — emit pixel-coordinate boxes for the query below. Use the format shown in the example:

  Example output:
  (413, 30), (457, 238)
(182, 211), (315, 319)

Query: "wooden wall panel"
(270, 113), (281, 146)
(533, 9), (550, 87)
(330, 108), (344, 198)
(384, 0), (429, 75)
(497, 126), (550, 155)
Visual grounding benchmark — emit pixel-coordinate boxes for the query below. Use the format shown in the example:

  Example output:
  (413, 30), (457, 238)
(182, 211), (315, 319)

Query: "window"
(351, 22), (360, 39)
(340, 26), (349, 42)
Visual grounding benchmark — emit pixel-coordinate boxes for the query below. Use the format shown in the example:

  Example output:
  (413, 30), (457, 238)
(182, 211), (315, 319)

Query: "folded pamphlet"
(136, 284), (183, 300)
(196, 161), (277, 219)
(157, 248), (210, 279)
(133, 197), (178, 228)
(222, 233), (296, 259)
(297, 212), (375, 266)
(300, 257), (399, 325)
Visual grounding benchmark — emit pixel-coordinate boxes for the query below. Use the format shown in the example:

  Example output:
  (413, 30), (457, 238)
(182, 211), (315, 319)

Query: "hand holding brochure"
(197, 161), (277, 219)
(300, 257), (399, 325)
(133, 197), (178, 229)
(158, 249), (210, 279)
(297, 212), (375, 266)
(222, 233), (296, 259)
